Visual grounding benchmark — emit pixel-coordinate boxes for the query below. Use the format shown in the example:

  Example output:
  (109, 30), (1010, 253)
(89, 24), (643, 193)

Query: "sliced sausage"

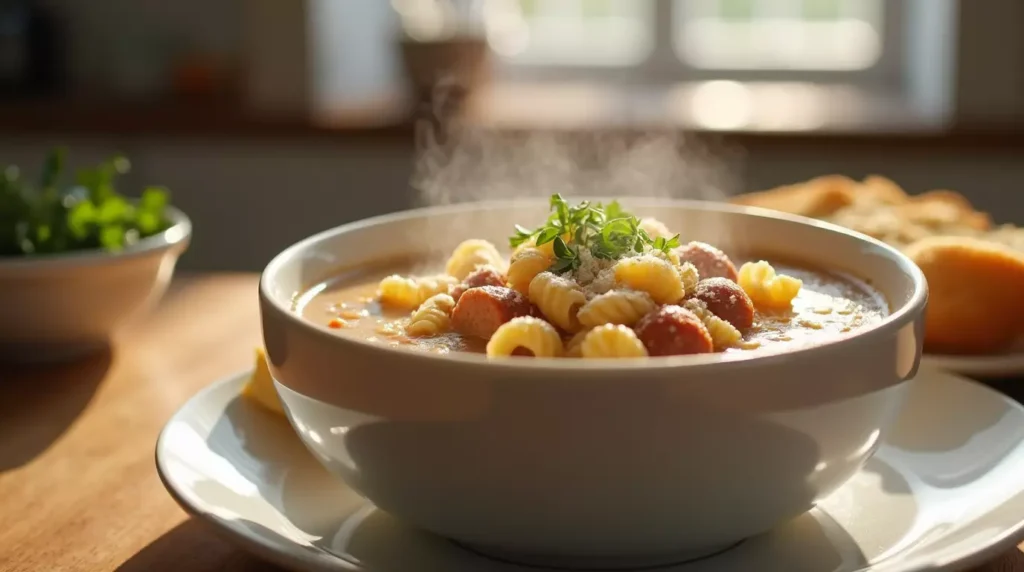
(450, 266), (508, 301)
(674, 241), (739, 282)
(692, 278), (755, 331)
(451, 286), (534, 340)
(634, 305), (714, 356)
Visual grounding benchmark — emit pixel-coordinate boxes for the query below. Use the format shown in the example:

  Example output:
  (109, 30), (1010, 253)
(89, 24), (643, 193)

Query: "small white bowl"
(0, 207), (191, 363)
(259, 199), (927, 566)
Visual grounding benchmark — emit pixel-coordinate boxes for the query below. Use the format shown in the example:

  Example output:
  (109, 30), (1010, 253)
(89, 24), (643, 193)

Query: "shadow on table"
(115, 517), (284, 572)
(0, 346), (111, 472)
(970, 547), (1024, 572)
(980, 378), (1024, 404)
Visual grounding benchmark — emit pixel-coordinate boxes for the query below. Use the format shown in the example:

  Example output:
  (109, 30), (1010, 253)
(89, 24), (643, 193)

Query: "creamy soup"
(295, 195), (888, 360)
(299, 260), (887, 356)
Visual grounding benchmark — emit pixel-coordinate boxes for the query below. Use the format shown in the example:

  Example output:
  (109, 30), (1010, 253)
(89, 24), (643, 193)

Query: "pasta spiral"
(508, 247), (551, 295)
(683, 299), (742, 350)
(676, 261), (700, 294)
(406, 294), (456, 337)
(377, 274), (458, 309)
(528, 271), (587, 332)
(486, 317), (564, 357)
(577, 290), (656, 328)
(580, 324), (649, 358)
(564, 328), (591, 358)
(639, 217), (673, 239)
(446, 239), (506, 280)
(738, 260), (803, 308)
(653, 248), (682, 267)
(613, 255), (685, 304)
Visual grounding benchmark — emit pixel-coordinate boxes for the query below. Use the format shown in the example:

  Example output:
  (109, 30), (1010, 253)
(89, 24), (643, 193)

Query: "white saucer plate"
(156, 367), (1024, 572)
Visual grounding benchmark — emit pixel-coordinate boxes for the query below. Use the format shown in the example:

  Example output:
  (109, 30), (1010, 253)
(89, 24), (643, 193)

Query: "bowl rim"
(0, 205), (192, 270)
(260, 198), (928, 372)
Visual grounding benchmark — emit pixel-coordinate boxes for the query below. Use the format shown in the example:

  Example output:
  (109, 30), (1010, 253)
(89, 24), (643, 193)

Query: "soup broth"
(300, 259), (887, 357)
(297, 196), (889, 360)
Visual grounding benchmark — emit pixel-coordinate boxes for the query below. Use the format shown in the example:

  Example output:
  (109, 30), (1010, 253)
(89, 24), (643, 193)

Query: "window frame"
(494, 0), (908, 91)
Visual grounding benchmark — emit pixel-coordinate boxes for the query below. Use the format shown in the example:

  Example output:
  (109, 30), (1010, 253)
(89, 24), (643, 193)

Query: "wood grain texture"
(0, 274), (269, 572)
(0, 272), (1021, 571)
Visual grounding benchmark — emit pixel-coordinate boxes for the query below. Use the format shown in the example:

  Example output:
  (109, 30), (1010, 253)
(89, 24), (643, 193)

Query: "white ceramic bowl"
(0, 207), (191, 363)
(259, 199), (927, 567)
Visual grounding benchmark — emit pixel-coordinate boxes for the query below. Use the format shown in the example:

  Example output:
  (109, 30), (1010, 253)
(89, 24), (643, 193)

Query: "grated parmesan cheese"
(584, 267), (619, 297)
(570, 242), (698, 298)
(568, 248), (618, 297)
(574, 249), (612, 284)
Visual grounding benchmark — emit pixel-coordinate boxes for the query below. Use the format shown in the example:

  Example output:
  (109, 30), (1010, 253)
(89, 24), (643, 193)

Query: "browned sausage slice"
(635, 305), (714, 356)
(451, 286), (534, 340)
(675, 241), (739, 282)
(451, 266), (508, 301)
(692, 277), (755, 331)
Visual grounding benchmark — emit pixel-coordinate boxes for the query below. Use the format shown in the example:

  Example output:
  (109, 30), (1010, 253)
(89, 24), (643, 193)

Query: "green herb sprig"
(0, 148), (173, 257)
(509, 194), (680, 274)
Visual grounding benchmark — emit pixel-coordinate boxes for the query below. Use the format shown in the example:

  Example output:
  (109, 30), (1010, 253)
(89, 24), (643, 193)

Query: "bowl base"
(452, 539), (744, 571)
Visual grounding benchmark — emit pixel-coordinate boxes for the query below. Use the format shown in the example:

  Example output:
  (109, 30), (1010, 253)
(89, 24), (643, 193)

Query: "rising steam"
(410, 79), (745, 208)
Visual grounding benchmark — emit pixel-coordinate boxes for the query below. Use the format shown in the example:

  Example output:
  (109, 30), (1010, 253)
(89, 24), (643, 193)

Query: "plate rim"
(155, 368), (1024, 572)
(922, 352), (1024, 378)
(154, 371), (351, 572)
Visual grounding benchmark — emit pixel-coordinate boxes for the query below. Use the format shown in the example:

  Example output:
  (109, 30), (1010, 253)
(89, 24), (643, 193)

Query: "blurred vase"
(394, 0), (493, 99)
(399, 35), (491, 100)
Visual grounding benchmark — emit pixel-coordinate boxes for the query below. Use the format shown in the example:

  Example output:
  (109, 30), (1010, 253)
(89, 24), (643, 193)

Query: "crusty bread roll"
(731, 175), (1022, 354)
(905, 237), (1024, 354)
(730, 175), (856, 219)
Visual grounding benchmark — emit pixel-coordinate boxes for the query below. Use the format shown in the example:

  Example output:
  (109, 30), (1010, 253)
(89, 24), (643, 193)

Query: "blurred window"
(485, 0), (655, 66)
(486, 0), (899, 85)
(675, 0), (883, 71)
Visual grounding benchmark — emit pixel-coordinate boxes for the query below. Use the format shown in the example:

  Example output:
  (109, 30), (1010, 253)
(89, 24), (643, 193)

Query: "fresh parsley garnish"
(0, 148), (173, 257)
(509, 194), (681, 274)
(651, 234), (681, 254)
(550, 236), (579, 273)
(509, 224), (535, 248)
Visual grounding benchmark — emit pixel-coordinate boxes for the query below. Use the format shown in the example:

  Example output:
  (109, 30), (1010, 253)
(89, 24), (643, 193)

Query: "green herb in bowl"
(509, 194), (681, 273)
(0, 148), (173, 257)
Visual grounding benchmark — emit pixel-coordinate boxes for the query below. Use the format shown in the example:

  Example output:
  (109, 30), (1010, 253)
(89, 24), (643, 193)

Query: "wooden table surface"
(1, 273), (1023, 572)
